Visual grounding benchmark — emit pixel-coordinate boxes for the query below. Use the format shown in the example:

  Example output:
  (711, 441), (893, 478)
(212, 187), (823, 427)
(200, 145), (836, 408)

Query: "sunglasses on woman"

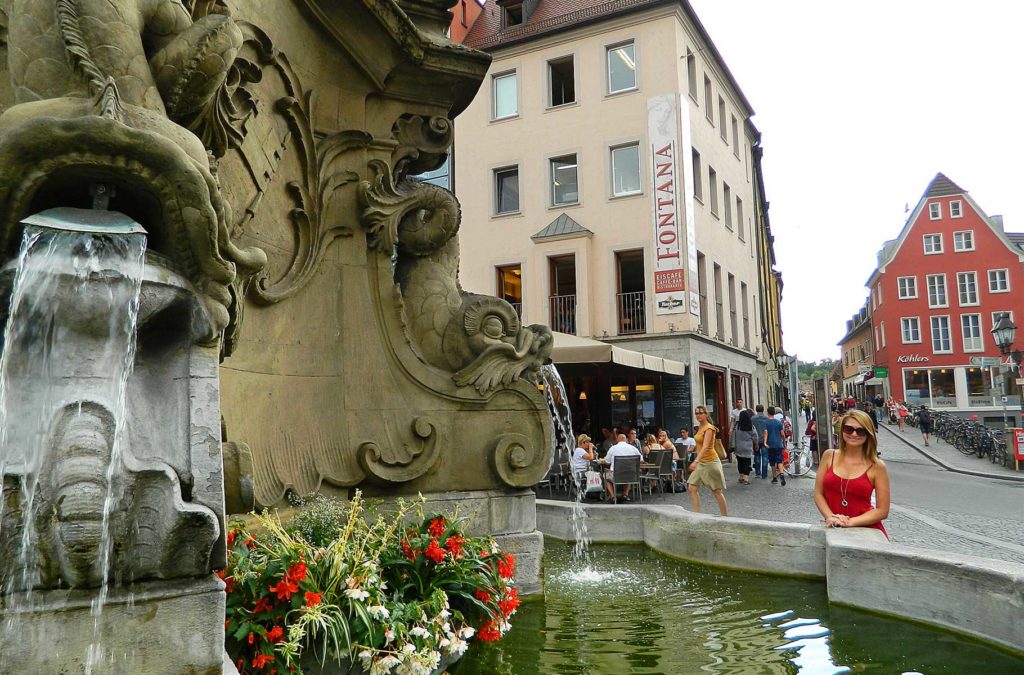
(842, 424), (869, 437)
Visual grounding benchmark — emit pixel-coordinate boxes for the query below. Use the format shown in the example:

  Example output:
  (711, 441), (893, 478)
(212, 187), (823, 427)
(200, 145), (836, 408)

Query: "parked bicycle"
(910, 406), (1010, 467)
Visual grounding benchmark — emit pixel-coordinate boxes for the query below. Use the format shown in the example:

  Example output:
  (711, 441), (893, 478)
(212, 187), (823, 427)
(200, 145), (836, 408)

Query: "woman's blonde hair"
(838, 409), (878, 462)
(644, 434), (657, 445)
(576, 433), (591, 446)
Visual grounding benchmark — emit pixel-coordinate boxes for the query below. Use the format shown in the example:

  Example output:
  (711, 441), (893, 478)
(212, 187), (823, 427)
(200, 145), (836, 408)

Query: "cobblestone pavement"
(558, 424), (1024, 566)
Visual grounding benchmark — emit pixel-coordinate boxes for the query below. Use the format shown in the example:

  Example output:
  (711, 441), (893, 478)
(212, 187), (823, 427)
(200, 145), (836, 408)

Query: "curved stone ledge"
(536, 500), (1024, 655)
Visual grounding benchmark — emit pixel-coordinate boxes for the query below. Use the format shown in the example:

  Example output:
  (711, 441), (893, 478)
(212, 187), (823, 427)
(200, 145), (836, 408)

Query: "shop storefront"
(900, 364), (1020, 426)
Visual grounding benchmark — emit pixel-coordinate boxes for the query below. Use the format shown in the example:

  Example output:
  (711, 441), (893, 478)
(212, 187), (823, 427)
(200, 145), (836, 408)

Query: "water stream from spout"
(0, 224), (145, 673)
(539, 364), (592, 565)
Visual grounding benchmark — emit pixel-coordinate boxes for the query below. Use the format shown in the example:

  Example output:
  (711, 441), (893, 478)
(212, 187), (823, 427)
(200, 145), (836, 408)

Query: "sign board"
(874, 366), (888, 378)
(647, 96), (686, 316)
(1014, 429), (1024, 461)
(1017, 378), (1024, 386)
(858, 365), (872, 375)
(970, 356), (1003, 367)
(660, 374), (692, 438)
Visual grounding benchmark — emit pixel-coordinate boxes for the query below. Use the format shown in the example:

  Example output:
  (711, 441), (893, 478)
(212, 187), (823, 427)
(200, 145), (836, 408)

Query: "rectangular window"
(923, 233), (943, 254)
(876, 283), (882, 305)
(691, 148), (703, 201)
(931, 315), (951, 353)
(988, 268), (1009, 293)
(496, 265), (522, 317)
(686, 49), (697, 98)
(741, 281), (750, 349)
(929, 202), (941, 220)
(550, 154), (578, 206)
(953, 230), (974, 251)
(494, 166), (519, 214)
(728, 273), (738, 346)
(880, 321), (886, 348)
(993, 311), (1013, 329)
(950, 200), (962, 218)
(460, 0), (467, 27)
(962, 314), (983, 351)
(503, 3), (523, 27)
(704, 75), (713, 122)
(901, 317), (921, 343)
(713, 263), (724, 339)
(697, 252), (708, 334)
(897, 276), (918, 299)
(723, 183), (732, 229)
(607, 42), (636, 94)
(708, 166), (718, 216)
(957, 271), (978, 306)
(926, 274), (947, 308)
(875, 326), (881, 350)
(610, 143), (641, 196)
(736, 197), (744, 241)
(493, 72), (518, 119)
(548, 56), (575, 107)
(718, 97), (727, 141)
(731, 115), (739, 157)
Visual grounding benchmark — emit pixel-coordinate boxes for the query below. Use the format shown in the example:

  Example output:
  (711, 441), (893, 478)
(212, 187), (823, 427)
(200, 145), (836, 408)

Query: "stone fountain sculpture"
(0, 0), (552, 672)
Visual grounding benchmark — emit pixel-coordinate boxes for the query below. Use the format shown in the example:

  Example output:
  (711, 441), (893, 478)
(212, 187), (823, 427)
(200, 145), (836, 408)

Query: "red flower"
(248, 632), (256, 644)
(477, 620), (502, 643)
(286, 561), (307, 584)
(428, 517), (446, 538)
(498, 554), (516, 579)
(224, 619), (230, 629)
(499, 589), (520, 617)
(474, 589), (492, 603)
(252, 652), (274, 669)
(253, 596), (274, 614)
(269, 578), (299, 601)
(265, 625), (284, 643)
(226, 531), (237, 547)
(216, 569), (235, 593)
(243, 535), (257, 549)
(444, 535), (465, 559)
(304, 591), (323, 607)
(424, 538), (446, 564)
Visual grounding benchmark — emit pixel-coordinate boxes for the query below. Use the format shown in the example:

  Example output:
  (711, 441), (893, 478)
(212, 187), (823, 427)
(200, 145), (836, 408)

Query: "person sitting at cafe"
(604, 433), (642, 502)
(642, 433), (660, 458)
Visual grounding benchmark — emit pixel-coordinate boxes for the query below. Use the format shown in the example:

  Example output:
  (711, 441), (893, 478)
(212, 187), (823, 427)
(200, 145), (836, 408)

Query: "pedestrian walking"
(762, 406), (786, 486)
(732, 409), (756, 484)
(751, 405), (770, 479)
(687, 407), (728, 516)
(917, 406), (932, 446)
(806, 416), (819, 465)
(814, 409), (890, 538)
(896, 401), (908, 432)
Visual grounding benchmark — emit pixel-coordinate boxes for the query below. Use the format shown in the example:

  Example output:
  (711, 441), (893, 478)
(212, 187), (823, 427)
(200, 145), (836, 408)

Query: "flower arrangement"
(222, 493), (519, 674)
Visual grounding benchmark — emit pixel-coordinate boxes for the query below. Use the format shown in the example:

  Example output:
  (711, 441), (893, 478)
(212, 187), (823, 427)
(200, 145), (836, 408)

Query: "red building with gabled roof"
(867, 173), (1024, 425)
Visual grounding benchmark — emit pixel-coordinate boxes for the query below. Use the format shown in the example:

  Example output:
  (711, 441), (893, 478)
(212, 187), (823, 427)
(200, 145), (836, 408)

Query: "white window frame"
(606, 41), (637, 95)
(546, 54), (577, 108)
(957, 271), (979, 306)
(950, 200), (963, 218)
(876, 283), (882, 306)
(988, 268), (1010, 293)
(880, 321), (886, 348)
(992, 311), (1014, 329)
(723, 182), (732, 229)
(929, 202), (941, 220)
(930, 315), (952, 354)
(610, 142), (641, 197)
(926, 273), (947, 308)
(901, 316), (922, 344)
(874, 326), (880, 350)
(708, 166), (718, 217)
(961, 313), (984, 352)
(953, 230), (975, 252)
(897, 276), (918, 299)
(492, 71), (518, 120)
(493, 165), (520, 215)
(549, 153), (579, 206)
(923, 233), (943, 255)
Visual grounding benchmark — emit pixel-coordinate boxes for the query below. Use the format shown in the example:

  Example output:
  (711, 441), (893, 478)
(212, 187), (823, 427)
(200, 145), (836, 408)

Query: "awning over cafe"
(550, 332), (686, 376)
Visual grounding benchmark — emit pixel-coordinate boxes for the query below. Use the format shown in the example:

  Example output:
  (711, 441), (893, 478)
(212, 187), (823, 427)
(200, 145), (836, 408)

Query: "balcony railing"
(617, 291), (646, 335)
(508, 301), (522, 320)
(549, 294), (577, 335)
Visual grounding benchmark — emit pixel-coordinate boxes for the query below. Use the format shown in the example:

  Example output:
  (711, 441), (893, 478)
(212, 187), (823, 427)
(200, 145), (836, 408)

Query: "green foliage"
(797, 358), (837, 381)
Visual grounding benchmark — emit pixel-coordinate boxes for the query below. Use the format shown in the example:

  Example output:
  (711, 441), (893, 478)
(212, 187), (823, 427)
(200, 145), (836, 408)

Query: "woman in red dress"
(814, 409), (890, 538)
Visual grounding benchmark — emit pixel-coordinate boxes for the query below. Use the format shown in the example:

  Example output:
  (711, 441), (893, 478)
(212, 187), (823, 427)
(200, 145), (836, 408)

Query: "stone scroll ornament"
(0, 0), (267, 344)
(359, 116), (554, 397)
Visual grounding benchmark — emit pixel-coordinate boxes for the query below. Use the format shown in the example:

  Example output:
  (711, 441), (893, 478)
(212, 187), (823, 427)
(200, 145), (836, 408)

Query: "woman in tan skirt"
(687, 406), (728, 516)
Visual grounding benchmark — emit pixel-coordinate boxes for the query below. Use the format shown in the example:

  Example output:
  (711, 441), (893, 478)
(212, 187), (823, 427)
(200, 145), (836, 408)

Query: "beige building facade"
(455, 0), (783, 436)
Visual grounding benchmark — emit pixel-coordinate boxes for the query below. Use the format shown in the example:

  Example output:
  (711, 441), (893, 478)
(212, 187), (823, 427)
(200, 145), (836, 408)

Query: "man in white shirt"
(604, 434), (642, 502)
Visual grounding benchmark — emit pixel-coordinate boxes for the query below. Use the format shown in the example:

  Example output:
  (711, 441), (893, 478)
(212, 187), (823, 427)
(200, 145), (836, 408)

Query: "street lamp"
(991, 317), (1022, 429)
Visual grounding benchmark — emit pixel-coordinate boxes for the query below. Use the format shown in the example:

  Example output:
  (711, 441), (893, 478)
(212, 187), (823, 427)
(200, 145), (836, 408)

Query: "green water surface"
(454, 542), (1022, 674)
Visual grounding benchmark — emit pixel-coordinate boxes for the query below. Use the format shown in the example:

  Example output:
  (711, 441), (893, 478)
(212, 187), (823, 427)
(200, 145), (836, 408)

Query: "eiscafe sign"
(647, 96), (686, 315)
(896, 354), (930, 363)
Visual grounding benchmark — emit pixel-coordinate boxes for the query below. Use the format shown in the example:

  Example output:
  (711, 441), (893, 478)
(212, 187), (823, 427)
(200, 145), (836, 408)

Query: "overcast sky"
(688, 0), (1024, 362)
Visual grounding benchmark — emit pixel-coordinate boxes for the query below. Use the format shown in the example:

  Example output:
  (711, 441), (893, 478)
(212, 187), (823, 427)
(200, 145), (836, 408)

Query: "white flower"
(447, 637), (468, 656)
(438, 609), (451, 620)
(409, 626), (430, 638)
(490, 540), (500, 554)
(370, 654), (401, 675)
(402, 643), (416, 654)
(345, 587), (370, 601)
(359, 650), (374, 662)
(499, 620), (511, 635)
(369, 605), (391, 620)
(439, 638), (451, 649)
(385, 628), (395, 644)
(440, 622), (451, 633)
(459, 626), (475, 639)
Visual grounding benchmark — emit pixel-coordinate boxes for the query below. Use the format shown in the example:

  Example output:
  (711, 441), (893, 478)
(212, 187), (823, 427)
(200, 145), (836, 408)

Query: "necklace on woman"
(839, 476), (850, 508)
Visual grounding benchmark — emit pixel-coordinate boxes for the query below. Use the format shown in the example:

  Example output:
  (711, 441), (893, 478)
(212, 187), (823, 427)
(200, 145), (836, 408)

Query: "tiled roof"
(531, 212), (592, 240)
(923, 172), (967, 198)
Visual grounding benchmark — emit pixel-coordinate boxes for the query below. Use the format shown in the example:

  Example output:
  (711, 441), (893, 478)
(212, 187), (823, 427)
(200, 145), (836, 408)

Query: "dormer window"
(503, 3), (523, 27)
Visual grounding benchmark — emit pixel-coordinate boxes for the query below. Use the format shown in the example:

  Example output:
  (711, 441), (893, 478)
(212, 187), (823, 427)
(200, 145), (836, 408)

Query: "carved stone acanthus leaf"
(391, 114), (453, 179)
(249, 94), (367, 304)
(358, 417), (440, 483)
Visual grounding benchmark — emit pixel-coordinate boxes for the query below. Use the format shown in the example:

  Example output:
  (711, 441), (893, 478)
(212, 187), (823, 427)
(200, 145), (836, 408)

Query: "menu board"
(661, 374), (692, 436)
(813, 377), (831, 451)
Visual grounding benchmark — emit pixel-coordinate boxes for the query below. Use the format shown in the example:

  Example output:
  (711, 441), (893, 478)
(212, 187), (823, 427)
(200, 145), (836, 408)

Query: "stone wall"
(537, 500), (1024, 654)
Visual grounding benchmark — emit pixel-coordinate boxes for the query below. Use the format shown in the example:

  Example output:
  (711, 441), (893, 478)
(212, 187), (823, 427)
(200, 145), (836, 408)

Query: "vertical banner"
(647, 95), (686, 315)
(677, 95), (700, 316)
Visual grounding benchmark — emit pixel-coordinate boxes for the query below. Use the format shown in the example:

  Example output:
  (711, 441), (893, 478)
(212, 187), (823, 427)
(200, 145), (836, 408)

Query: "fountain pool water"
(455, 543), (1024, 674)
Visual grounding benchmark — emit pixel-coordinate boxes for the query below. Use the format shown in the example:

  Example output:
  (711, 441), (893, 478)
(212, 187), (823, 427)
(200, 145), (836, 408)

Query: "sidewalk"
(876, 418), (1024, 482)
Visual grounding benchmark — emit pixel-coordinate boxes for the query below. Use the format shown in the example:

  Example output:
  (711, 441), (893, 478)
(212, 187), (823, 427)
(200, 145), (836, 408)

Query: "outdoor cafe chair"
(641, 450), (664, 494)
(610, 455), (642, 504)
(656, 449), (676, 493)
